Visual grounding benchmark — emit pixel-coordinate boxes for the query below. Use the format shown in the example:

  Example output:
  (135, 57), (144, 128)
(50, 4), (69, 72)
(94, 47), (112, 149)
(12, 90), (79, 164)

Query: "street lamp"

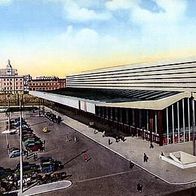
(19, 99), (23, 193)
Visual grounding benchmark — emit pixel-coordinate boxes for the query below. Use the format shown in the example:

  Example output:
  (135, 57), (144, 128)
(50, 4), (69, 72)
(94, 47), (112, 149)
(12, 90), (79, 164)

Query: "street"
(0, 110), (194, 196)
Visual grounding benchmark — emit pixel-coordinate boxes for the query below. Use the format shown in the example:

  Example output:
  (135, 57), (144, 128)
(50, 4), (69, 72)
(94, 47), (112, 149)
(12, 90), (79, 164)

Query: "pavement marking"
(62, 119), (196, 185)
(77, 170), (133, 183)
(45, 107), (196, 185)
(18, 180), (72, 196)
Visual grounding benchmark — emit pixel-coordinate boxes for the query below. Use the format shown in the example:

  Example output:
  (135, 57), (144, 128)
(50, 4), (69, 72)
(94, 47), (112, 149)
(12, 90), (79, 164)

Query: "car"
(0, 167), (13, 180)
(23, 137), (40, 146)
(42, 127), (49, 133)
(25, 143), (44, 152)
(22, 133), (36, 141)
(9, 149), (24, 158)
(45, 112), (58, 122)
(16, 162), (40, 174)
(39, 157), (64, 173)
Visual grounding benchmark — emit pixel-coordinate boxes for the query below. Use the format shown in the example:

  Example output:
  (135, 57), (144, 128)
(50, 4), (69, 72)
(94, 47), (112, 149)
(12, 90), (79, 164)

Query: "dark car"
(25, 142), (44, 152)
(22, 133), (36, 141)
(16, 162), (39, 173)
(39, 157), (64, 173)
(0, 167), (13, 180)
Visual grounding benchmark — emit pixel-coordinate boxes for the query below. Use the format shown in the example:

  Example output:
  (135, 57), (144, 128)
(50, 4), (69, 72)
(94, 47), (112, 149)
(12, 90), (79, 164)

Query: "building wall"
(0, 76), (24, 93)
(67, 60), (196, 92)
(29, 78), (66, 91)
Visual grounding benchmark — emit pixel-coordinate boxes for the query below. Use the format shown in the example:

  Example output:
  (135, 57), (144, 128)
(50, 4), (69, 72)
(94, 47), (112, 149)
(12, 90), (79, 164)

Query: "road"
(0, 111), (195, 196)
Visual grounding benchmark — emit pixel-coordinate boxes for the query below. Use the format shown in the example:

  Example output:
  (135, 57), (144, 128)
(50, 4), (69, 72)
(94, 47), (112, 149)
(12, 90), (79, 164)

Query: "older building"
(0, 60), (24, 93)
(29, 76), (66, 91)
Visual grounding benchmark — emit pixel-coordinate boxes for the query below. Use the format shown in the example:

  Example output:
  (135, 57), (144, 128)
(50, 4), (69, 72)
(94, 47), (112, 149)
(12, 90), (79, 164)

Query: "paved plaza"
(0, 109), (196, 195)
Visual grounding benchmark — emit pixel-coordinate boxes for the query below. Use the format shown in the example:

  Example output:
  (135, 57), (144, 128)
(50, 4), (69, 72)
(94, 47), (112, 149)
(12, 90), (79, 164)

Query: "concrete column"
(126, 109), (129, 124)
(106, 107), (108, 119)
(172, 104), (175, 144)
(120, 108), (123, 123)
(139, 110), (142, 128)
(110, 107), (113, 120)
(115, 108), (118, 121)
(147, 110), (149, 130)
(166, 107), (169, 144)
(192, 98), (195, 155)
(182, 99), (185, 142)
(132, 109), (135, 126)
(177, 102), (180, 143)
(155, 111), (158, 134)
(188, 98), (191, 141)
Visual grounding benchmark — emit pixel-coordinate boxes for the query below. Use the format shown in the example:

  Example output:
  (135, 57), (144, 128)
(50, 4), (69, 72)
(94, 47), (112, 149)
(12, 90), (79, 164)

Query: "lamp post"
(19, 99), (23, 193)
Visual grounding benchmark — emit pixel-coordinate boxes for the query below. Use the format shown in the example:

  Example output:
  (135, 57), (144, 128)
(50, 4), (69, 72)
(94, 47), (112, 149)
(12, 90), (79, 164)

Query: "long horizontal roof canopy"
(48, 88), (180, 103)
(30, 88), (190, 110)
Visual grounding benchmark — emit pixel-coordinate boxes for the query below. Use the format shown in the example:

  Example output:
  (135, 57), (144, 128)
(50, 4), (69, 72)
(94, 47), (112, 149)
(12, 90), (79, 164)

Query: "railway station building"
(30, 59), (196, 146)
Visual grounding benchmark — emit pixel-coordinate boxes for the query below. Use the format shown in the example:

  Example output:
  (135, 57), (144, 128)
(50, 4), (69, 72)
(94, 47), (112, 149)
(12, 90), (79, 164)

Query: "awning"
(31, 88), (192, 110)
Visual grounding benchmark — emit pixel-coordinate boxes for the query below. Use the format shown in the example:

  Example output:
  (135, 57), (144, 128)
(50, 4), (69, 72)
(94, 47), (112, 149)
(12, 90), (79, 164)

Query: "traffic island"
(17, 180), (72, 196)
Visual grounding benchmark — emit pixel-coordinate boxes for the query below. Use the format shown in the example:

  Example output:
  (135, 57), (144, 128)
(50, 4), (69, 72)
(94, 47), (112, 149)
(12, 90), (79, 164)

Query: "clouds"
(58, 0), (111, 22)
(58, 25), (123, 56)
(0, 0), (195, 77)
(0, 0), (11, 5)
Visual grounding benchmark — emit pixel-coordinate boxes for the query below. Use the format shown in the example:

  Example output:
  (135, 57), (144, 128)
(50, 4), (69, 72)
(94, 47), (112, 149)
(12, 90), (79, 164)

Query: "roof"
(30, 88), (191, 110)
(49, 88), (180, 103)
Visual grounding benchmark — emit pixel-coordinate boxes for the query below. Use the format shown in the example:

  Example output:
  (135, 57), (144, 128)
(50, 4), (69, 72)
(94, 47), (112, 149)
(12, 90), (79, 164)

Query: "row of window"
(31, 82), (58, 86)
(2, 82), (23, 85)
(31, 87), (57, 90)
(1, 78), (23, 81)
(2, 87), (23, 90)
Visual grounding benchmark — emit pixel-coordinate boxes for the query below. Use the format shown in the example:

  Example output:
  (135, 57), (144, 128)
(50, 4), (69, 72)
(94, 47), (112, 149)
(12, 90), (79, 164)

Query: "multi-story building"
(30, 58), (196, 146)
(29, 76), (66, 91)
(0, 60), (24, 93)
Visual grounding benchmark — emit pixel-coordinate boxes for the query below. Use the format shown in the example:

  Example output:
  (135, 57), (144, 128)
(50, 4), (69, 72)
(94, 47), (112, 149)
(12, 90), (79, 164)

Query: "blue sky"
(0, 0), (195, 77)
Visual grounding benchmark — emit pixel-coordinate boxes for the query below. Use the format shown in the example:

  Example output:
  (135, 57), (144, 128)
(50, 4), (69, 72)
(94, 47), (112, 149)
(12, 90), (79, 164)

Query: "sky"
(0, 0), (195, 77)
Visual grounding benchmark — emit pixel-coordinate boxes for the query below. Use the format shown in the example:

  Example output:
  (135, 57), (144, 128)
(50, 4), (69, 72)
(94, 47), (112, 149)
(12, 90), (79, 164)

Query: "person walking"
(83, 153), (89, 162)
(144, 153), (148, 162)
(150, 143), (154, 148)
(137, 183), (143, 192)
(108, 139), (112, 145)
(129, 161), (134, 169)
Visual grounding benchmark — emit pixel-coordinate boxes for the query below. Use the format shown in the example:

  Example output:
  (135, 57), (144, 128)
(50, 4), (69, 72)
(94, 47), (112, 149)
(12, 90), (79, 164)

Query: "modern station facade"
(30, 59), (196, 146)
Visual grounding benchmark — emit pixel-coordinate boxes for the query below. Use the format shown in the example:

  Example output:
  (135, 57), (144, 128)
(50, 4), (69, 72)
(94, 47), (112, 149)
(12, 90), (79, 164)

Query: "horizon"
(0, 0), (195, 77)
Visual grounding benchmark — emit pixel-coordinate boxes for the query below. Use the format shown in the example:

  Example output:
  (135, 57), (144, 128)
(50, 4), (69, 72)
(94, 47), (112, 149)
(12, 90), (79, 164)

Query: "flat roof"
(48, 88), (180, 103)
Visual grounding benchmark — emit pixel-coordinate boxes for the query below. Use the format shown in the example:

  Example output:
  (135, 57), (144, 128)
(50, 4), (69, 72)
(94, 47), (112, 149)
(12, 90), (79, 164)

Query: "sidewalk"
(47, 108), (196, 185)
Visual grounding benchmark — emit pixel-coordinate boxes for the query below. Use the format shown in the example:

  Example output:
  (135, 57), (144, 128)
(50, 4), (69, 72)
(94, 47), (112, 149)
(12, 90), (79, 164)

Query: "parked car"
(25, 142), (44, 152)
(15, 162), (40, 174)
(0, 167), (13, 180)
(23, 137), (40, 146)
(39, 157), (64, 173)
(45, 112), (58, 122)
(22, 133), (36, 141)
(9, 148), (25, 158)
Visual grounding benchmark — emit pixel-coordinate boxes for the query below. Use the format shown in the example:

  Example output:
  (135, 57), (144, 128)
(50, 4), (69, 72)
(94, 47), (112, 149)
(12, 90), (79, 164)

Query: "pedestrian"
(65, 135), (69, 142)
(161, 152), (164, 156)
(108, 139), (112, 145)
(74, 135), (77, 143)
(129, 161), (134, 169)
(144, 153), (148, 162)
(150, 143), (154, 148)
(83, 153), (89, 162)
(137, 183), (143, 192)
